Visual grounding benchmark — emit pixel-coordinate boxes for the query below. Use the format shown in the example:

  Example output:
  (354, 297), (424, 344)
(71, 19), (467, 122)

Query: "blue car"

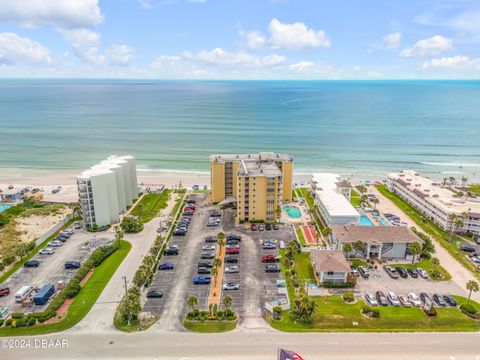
(193, 276), (211, 284)
(158, 263), (174, 270)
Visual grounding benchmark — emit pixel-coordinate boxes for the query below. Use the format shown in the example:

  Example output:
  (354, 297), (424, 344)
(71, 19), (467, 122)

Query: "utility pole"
(123, 276), (130, 326)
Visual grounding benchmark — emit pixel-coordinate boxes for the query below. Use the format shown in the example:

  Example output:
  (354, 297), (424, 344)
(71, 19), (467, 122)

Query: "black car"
(432, 293), (446, 307)
(460, 245), (477, 253)
(224, 256), (238, 263)
(226, 239), (239, 245)
(198, 262), (213, 268)
(205, 236), (217, 243)
(375, 291), (389, 306)
(407, 268), (418, 278)
(273, 224), (279, 230)
(146, 290), (163, 298)
(209, 210), (222, 217)
(395, 266), (408, 278)
(265, 264), (281, 273)
(186, 199), (196, 204)
(226, 234), (241, 241)
(443, 294), (457, 307)
(165, 247), (179, 255)
(198, 267), (211, 274)
(64, 261), (81, 269)
(173, 229), (187, 236)
(24, 260), (40, 268)
(265, 224), (272, 231)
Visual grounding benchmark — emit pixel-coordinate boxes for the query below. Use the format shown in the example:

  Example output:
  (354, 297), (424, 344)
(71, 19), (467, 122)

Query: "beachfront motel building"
(77, 155), (138, 228)
(210, 152), (293, 223)
(387, 170), (480, 236)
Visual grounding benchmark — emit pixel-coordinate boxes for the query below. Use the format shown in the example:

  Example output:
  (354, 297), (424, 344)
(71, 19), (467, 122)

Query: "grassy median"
(130, 191), (171, 223)
(183, 319), (237, 333)
(0, 240), (131, 336)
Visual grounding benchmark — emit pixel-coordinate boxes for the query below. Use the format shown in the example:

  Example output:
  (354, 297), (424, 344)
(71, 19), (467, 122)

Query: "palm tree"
(353, 240), (366, 258)
(360, 195), (368, 204)
(213, 257), (222, 269)
(431, 257), (440, 275)
(409, 242), (422, 264)
(442, 177), (448, 188)
(321, 227), (332, 246)
(211, 266), (218, 286)
(342, 243), (353, 257)
(222, 295), (233, 310)
(466, 280), (479, 304)
(187, 295), (199, 311)
(449, 176), (455, 188)
(448, 214), (457, 235)
(372, 198), (379, 211)
(114, 225), (124, 248)
(217, 232), (225, 250)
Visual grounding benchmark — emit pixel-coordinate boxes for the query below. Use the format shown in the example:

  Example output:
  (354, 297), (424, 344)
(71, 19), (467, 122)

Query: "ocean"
(0, 79), (479, 181)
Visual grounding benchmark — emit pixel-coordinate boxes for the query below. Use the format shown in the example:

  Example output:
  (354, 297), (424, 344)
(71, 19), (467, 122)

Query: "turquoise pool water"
(359, 215), (375, 226)
(0, 203), (14, 213)
(283, 206), (302, 218)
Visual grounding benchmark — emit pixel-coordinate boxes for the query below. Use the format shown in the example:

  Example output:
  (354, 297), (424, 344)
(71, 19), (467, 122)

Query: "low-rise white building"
(77, 155), (138, 228)
(310, 173), (360, 226)
(387, 170), (480, 235)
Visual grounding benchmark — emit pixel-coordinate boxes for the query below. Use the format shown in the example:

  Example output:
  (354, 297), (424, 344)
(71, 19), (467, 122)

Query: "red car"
(0, 286), (10, 297)
(226, 247), (240, 255)
(262, 254), (280, 263)
(251, 224), (257, 231)
(184, 207), (195, 212)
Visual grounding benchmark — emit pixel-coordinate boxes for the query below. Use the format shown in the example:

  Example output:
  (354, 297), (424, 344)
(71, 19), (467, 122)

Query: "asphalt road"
(3, 331), (480, 360)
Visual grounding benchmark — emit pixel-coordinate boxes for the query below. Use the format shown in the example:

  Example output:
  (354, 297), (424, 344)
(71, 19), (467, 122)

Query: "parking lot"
(0, 228), (113, 313)
(145, 196), (296, 330)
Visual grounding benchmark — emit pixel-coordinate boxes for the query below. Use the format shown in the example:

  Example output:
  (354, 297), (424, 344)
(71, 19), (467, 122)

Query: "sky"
(0, 0), (479, 79)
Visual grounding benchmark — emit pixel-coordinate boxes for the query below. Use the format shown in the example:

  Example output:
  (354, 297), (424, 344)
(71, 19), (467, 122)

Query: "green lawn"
(350, 196), (362, 208)
(0, 217), (79, 284)
(392, 259), (452, 281)
(375, 184), (480, 281)
(297, 187), (314, 208)
(269, 295), (480, 332)
(183, 320), (237, 333)
(279, 249), (316, 303)
(469, 184), (480, 196)
(350, 258), (371, 269)
(295, 227), (307, 247)
(0, 240), (131, 336)
(130, 191), (171, 223)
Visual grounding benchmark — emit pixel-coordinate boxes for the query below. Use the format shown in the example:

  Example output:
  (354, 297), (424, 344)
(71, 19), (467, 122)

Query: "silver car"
(224, 265), (239, 273)
(365, 293), (378, 306)
(39, 247), (55, 255)
(387, 291), (401, 306)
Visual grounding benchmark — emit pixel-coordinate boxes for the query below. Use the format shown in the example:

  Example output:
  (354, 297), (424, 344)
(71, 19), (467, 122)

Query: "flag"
(278, 348), (304, 360)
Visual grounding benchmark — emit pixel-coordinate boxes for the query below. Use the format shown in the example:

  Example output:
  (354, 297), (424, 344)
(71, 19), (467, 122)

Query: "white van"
(15, 285), (34, 303)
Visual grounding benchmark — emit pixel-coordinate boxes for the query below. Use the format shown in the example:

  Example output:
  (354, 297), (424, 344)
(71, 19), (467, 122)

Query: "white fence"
(35, 215), (73, 246)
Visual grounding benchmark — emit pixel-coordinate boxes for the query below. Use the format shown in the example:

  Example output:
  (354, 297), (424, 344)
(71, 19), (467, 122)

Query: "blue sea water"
(0, 79), (479, 180)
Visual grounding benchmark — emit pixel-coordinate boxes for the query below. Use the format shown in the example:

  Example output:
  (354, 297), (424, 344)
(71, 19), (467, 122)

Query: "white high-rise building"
(77, 155), (138, 228)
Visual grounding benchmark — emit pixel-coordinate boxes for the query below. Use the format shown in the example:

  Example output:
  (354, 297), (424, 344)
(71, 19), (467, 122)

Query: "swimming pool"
(359, 215), (375, 226)
(0, 203), (14, 213)
(283, 205), (302, 218)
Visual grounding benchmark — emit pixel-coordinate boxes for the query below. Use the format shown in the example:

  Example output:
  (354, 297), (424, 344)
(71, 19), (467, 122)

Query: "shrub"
(0, 319), (4, 326)
(342, 292), (355, 303)
(371, 309), (380, 318)
(460, 303), (478, 315)
(65, 279), (81, 298)
(322, 282), (354, 288)
(121, 216), (144, 233)
(423, 307), (437, 317)
(28, 317), (37, 326)
(11, 312), (25, 319)
(5, 319), (12, 326)
(3, 256), (15, 266)
(362, 305), (372, 314)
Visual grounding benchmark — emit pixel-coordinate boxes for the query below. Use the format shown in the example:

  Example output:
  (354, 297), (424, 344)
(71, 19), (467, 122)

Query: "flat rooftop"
(210, 152), (293, 163)
(388, 170), (480, 215)
(78, 155), (135, 179)
(239, 160), (282, 177)
(311, 173), (359, 218)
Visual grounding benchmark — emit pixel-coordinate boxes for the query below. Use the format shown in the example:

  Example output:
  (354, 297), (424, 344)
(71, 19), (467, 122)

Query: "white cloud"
(184, 48), (285, 67)
(0, 0), (103, 29)
(289, 61), (316, 72)
(400, 35), (452, 57)
(241, 18), (330, 50)
(383, 32), (402, 49)
(150, 55), (183, 68)
(423, 55), (480, 69)
(0, 32), (51, 65)
(59, 28), (104, 65)
(106, 45), (134, 66)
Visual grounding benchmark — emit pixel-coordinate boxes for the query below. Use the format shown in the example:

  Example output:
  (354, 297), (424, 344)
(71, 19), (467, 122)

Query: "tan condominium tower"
(210, 152), (293, 223)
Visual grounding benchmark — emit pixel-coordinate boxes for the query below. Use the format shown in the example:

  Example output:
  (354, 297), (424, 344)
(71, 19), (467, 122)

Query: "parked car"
(226, 239), (240, 245)
(470, 255), (480, 263)
(146, 290), (163, 298)
(262, 254), (280, 263)
(387, 291), (401, 306)
(198, 262), (213, 269)
(433, 293), (447, 307)
(385, 266), (399, 279)
(24, 260), (40, 268)
(201, 251), (215, 259)
(158, 263), (174, 270)
(225, 265), (239, 273)
(265, 224), (272, 231)
(273, 224), (280, 230)
(48, 240), (63, 247)
(193, 276), (211, 284)
(225, 256), (238, 263)
(358, 266), (369, 279)
(417, 267), (429, 279)
(74, 221), (82, 229)
(197, 267), (211, 274)
(165, 246), (179, 255)
(226, 248), (239, 255)
(365, 293), (378, 306)
(460, 244), (477, 254)
(258, 225), (265, 231)
(395, 266), (408, 278)
(39, 247), (55, 255)
(205, 236), (217, 243)
(65, 261), (81, 269)
(407, 268), (419, 278)
(187, 199), (196, 204)
(251, 224), (257, 231)
(419, 292), (433, 307)
(407, 292), (422, 307)
(202, 244), (216, 251)
(226, 234), (241, 241)
(398, 295), (411, 307)
(222, 282), (240, 290)
(375, 291), (389, 306)
(0, 286), (10, 297)
(443, 294), (457, 307)
(265, 264), (281, 273)
(173, 229), (187, 236)
(209, 210), (222, 217)
(279, 240), (285, 249)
